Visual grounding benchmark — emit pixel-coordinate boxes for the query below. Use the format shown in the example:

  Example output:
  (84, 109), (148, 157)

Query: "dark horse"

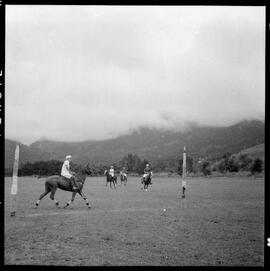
(34, 165), (92, 209)
(120, 173), (127, 186)
(104, 170), (117, 188)
(142, 173), (152, 191)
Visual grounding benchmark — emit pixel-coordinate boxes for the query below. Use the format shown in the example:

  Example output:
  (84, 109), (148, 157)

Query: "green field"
(4, 176), (264, 266)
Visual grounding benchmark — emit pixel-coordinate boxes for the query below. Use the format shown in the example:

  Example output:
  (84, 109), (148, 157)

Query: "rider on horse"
(61, 155), (79, 191)
(120, 167), (127, 179)
(142, 164), (153, 184)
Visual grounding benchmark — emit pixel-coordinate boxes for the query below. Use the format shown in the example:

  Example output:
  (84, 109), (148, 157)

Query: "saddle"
(61, 176), (70, 182)
(61, 176), (81, 190)
(61, 176), (75, 186)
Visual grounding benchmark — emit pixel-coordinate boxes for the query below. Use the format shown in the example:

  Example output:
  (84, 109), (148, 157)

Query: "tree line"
(5, 152), (263, 177)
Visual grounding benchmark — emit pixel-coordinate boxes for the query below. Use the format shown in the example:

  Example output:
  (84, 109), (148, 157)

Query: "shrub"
(251, 158), (263, 174)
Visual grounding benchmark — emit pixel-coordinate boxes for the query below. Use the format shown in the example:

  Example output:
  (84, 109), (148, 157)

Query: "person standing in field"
(61, 155), (79, 191)
(182, 179), (186, 198)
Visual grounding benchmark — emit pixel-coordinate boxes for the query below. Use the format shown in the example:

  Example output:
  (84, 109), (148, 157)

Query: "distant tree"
(227, 156), (239, 172)
(19, 160), (71, 176)
(153, 159), (166, 172)
(238, 154), (253, 171)
(217, 159), (226, 173)
(120, 153), (144, 174)
(210, 160), (219, 172)
(251, 158), (263, 174)
(21, 162), (34, 176)
(200, 160), (211, 176)
(222, 153), (231, 172)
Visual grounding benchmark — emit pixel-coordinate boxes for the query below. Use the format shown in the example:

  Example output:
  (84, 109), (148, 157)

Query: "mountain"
(237, 143), (265, 161)
(5, 139), (52, 169)
(5, 120), (264, 168)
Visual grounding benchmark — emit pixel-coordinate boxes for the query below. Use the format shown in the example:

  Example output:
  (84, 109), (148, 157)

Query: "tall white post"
(10, 144), (19, 217)
(181, 146), (187, 202)
(182, 146), (186, 179)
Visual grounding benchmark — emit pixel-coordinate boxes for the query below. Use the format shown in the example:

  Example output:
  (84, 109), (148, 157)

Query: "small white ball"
(163, 209), (166, 212)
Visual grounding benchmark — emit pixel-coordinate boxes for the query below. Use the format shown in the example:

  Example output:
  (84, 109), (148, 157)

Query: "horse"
(142, 173), (152, 191)
(104, 170), (117, 188)
(120, 173), (127, 186)
(34, 164), (92, 209)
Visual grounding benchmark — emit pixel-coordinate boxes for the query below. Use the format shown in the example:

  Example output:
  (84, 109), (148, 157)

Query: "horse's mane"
(75, 165), (91, 181)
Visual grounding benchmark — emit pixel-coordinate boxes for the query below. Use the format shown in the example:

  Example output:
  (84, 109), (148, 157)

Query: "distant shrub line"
(5, 152), (264, 177)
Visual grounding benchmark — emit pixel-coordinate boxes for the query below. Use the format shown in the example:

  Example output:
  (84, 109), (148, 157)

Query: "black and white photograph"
(2, 2), (267, 267)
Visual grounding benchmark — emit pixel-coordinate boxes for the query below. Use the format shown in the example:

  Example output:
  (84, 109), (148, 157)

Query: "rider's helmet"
(110, 165), (114, 168)
(66, 155), (72, 160)
(146, 164), (149, 167)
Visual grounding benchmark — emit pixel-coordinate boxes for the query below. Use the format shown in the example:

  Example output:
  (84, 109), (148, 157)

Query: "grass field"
(4, 176), (264, 266)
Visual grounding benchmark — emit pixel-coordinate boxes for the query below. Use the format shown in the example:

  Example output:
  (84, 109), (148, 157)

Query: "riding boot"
(70, 177), (79, 191)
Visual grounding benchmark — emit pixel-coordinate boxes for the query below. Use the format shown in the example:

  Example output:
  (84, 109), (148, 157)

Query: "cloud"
(5, 6), (265, 145)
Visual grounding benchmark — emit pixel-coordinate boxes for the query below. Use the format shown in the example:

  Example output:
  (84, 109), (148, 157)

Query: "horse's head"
(83, 163), (92, 176)
(75, 164), (92, 184)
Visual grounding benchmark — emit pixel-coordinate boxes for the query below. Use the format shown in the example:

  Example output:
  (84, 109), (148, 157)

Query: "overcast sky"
(6, 5), (265, 145)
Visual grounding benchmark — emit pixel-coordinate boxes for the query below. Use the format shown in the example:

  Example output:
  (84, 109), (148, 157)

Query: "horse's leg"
(64, 191), (77, 208)
(144, 181), (148, 191)
(78, 190), (91, 208)
(49, 185), (59, 207)
(35, 182), (50, 208)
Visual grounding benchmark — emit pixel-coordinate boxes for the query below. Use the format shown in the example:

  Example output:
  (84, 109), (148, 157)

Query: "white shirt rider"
(61, 155), (73, 179)
(120, 167), (127, 178)
(61, 155), (78, 191)
(109, 166), (114, 177)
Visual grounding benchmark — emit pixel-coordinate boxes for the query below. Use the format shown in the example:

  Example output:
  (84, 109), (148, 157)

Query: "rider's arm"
(65, 162), (74, 175)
